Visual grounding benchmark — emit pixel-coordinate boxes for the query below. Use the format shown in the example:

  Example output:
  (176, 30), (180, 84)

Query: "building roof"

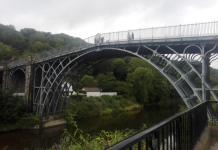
(82, 87), (102, 92)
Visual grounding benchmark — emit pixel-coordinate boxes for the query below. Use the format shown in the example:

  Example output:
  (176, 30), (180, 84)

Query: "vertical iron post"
(39, 64), (44, 117)
(118, 31), (119, 42)
(80, 40), (81, 50)
(201, 44), (210, 101)
(201, 44), (206, 101)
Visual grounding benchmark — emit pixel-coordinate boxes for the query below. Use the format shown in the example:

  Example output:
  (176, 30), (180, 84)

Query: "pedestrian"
(127, 32), (130, 41)
(101, 37), (104, 43)
(132, 32), (134, 40)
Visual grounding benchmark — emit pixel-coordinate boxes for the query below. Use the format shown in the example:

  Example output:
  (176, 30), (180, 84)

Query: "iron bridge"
(1, 21), (218, 117)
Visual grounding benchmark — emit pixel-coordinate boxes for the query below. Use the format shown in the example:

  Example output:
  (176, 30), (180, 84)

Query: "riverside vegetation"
(0, 89), (39, 132)
(66, 95), (142, 119)
(27, 110), (148, 150)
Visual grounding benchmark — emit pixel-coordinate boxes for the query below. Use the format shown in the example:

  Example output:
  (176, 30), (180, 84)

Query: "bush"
(66, 95), (141, 119)
(0, 89), (26, 125)
(0, 89), (39, 132)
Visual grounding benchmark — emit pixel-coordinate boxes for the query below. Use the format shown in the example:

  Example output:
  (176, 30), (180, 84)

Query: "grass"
(66, 95), (142, 119)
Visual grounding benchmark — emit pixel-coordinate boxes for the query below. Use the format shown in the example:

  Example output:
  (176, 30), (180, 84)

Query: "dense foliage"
(78, 57), (179, 106)
(0, 23), (85, 60)
(0, 89), (25, 124)
(41, 112), (147, 150)
(65, 95), (141, 119)
(0, 89), (39, 132)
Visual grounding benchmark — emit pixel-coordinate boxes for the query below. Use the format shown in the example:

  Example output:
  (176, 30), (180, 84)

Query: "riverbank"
(0, 100), (182, 150)
(0, 95), (141, 132)
(65, 95), (142, 119)
(0, 114), (40, 132)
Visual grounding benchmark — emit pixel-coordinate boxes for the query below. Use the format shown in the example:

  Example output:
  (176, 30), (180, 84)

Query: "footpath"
(209, 127), (218, 150)
(194, 126), (218, 150)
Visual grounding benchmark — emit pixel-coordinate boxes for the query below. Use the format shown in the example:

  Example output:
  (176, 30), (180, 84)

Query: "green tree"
(0, 89), (25, 124)
(78, 75), (97, 89)
(97, 72), (117, 91)
(127, 67), (154, 104)
(93, 59), (114, 75)
(31, 41), (44, 53)
(149, 76), (169, 104)
(127, 57), (153, 73)
(112, 58), (127, 80)
(0, 42), (18, 61)
(20, 28), (37, 37)
(116, 81), (129, 95)
(210, 76), (218, 87)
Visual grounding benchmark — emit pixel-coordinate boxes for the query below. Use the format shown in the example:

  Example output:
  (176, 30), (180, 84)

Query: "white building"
(62, 81), (75, 95)
(82, 87), (117, 97)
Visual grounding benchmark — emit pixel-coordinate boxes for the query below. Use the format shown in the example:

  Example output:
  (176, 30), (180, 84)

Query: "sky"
(1, 0), (218, 67)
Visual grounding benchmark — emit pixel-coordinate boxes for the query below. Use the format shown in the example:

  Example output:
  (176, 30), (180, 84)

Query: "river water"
(0, 101), (182, 150)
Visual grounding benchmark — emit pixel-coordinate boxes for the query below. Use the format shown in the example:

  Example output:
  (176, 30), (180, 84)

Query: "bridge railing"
(34, 41), (94, 62)
(99, 21), (218, 42)
(106, 101), (217, 150)
(9, 57), (28, 68)
(10, 21), (218, 66)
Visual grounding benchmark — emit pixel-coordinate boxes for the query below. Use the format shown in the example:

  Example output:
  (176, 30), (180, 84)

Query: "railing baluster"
(173, 120), (176, 150)
(157, 131), (160, 150)
(138, 141), (141, 150)
(146, 138), (149, 150)
(166, 125), (169, 150)
(170, 123), (172, 150)
(162, 127), (165, 150)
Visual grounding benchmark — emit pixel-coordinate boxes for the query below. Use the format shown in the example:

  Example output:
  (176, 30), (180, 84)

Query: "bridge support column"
(2, 65), (9, 90)
(205, 58), (210, 101)
(202, 45), (210, 101)
(24, 56), (34, 112)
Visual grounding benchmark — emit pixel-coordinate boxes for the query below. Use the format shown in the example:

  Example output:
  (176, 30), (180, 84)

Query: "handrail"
(106, 101), (213, 150)
(8, 21), (218, 68)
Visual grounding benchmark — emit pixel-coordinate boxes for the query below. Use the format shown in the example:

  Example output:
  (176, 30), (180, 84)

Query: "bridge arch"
(9, 68), (26, 93)
(33, 44), (218, 116)
(0, 73), (2, 88)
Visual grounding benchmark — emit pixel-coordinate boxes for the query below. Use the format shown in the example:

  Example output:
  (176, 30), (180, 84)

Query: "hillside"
(0, 23), (85, 61)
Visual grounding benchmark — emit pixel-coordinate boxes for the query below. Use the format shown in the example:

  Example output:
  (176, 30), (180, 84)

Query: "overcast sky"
(1, 0), (218, 67)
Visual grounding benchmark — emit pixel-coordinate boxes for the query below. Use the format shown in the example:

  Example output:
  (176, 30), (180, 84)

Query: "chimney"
(12, 55), (18, 60)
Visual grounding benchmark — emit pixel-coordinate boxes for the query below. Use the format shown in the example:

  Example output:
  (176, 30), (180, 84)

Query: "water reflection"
(0, 125), (66, 150)
(0, 102), (181, 150)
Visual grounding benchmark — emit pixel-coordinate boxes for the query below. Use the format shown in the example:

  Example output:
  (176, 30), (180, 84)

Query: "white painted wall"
(86, 92), (117, 97)
(100, 92), (117, 96)
(86, 92), (101, 97)
(12, 93), (25, 97)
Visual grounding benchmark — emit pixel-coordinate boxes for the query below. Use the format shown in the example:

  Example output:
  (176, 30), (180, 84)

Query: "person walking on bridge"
(101, 37), (104, 43)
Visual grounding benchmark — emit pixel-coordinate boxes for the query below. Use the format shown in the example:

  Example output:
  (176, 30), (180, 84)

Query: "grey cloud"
(0, 0), (217, 38)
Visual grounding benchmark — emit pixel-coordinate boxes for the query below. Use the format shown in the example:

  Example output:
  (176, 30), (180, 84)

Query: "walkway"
(209, 127), (218, 150)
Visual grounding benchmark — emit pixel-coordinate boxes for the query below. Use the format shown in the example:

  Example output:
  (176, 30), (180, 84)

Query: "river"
(0, 101), (183, 150)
